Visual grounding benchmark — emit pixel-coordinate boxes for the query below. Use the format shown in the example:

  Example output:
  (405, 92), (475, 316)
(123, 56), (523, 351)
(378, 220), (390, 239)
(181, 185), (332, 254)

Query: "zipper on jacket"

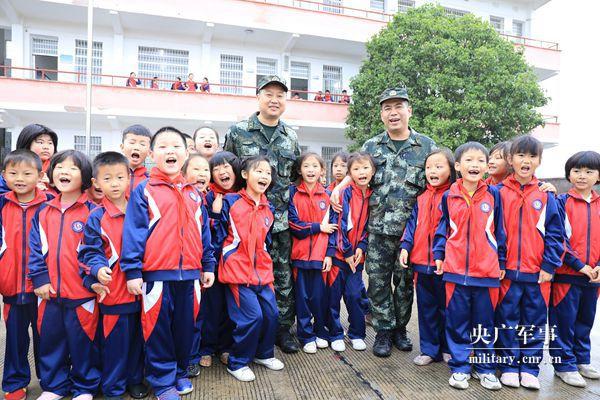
(56, 211), (66, 299)
(464, 215), (471, 285)
(586, 202), (591, 265)
(354, 192), (366, 250)
(516, 206), (523, 280)
(427, 196), (435, 268)
(20, 209), (27, 302)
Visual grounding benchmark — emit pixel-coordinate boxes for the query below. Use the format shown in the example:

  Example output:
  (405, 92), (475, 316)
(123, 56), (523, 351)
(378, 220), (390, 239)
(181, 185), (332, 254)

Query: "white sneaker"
(520, 372), (540, 390)
(413, 354), (434, 366)
(500, 372), (520, 388)
(556, 371), (587, 387)
(302, 341), (317, 354)
(331, 339), (346, 352)
(227, 366), (256, 382)
(351, 338), (367, 351)
(72, 395), (92, 400)
(316, 337), (329, 348)
(36, 393), (63, 400)
(578, 364), (600, 379)
(449, 372), (470, 389)
(472, 371), (502, 390)
(254, 357), (284, 371)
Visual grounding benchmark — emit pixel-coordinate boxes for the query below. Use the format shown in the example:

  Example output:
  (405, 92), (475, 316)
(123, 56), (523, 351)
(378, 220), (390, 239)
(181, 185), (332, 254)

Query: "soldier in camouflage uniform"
(223, 75), (301, 353)
(361, 87), (437, 357)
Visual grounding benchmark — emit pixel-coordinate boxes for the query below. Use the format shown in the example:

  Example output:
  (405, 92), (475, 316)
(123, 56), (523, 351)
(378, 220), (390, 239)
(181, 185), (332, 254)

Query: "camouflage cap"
(379, 87), (409, 104)
(257, 75), (288, 94)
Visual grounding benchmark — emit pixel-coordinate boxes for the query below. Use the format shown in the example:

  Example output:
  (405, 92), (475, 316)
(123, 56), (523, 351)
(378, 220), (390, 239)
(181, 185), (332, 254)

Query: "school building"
(0, 0), (559, 174)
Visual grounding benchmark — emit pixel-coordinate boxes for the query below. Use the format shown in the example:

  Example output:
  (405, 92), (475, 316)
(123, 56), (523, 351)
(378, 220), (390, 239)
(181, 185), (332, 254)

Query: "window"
(397, 0), (415, 13)
(323, 65), (343, 100)
(32, 36), (58, 56)
(75, 40), (103, 84)
(323, 0), (343, 14)
(443, 7), (469, 18)
(138, 46), (189, 89)
(371, 0), (384, 11)
(300, 145), (309, 153)
(31, 36), (58, 80)
(74, 135), (102, 158)
(490, 16), (504, 33)
(321, 146), (343, 182)
(256, 57), (278, 88)
(512, 20), (524, 37)
(290, 61), (310, 100)
(220, 54), (243, 95)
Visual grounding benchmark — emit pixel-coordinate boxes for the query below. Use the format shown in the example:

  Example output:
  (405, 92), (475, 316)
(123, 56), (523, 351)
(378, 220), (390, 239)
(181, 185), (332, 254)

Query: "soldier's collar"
(380, 128), (421, 146)
(248, 112), (289, 135)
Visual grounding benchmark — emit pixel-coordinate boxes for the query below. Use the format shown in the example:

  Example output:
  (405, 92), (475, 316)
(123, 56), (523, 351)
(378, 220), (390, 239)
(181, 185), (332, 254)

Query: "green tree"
(346, 5), (547, 150)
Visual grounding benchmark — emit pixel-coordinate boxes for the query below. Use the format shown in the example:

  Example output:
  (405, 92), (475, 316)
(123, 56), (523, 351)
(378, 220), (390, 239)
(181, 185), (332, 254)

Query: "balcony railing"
(238, 0), (560, 50)
(0, 65), (352, 103)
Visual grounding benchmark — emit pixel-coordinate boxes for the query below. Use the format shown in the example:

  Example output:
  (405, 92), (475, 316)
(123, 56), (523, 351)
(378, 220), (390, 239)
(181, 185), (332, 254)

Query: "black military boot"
(276, 327), (299, 354)
(393, 328), (413, 351)
(372, 330), (393, 357)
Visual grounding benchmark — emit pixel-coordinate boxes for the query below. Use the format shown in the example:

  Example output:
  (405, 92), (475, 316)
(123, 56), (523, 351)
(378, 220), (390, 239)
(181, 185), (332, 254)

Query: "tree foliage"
(346, 5), (547, 150)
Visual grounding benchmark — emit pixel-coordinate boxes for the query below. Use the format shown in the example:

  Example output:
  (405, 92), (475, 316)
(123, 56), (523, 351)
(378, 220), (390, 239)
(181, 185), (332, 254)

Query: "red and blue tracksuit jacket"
(218, 189), (275, 286)
(555, 189), (600, 287)
(433, 179), (506, 287)
(129, 166), (149, 196)
(120, 168), (215, 282)
(326, 182), (371, 266)
(28, 193), (96, 305)
(400, 182), (451, 274)
(0, 189), (53, 304)
(497, 175), (563, 282)
(288, 182), (331, 269)
(205, 184), (236, 255)
(78, 197), (140, 314)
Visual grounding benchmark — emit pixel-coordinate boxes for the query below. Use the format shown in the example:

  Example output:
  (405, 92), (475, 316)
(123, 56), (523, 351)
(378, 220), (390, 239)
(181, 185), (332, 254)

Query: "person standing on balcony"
(171, 77), (185, 91)
(323, 90), (334, 102)
(150, 76), (159, 89)
(200, 77), (210, 93)
(224, 75), (301, 354)
(314, 91), (324, 101)
(185, 73), (198, 91)
(339, 90), (351, 104)
(331, 87), (437, 357)
(126, 72), (141, 87)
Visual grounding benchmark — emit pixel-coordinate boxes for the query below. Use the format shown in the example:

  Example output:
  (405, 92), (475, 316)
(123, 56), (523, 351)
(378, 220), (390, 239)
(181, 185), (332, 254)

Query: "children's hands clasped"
(580, 265), (600, 283)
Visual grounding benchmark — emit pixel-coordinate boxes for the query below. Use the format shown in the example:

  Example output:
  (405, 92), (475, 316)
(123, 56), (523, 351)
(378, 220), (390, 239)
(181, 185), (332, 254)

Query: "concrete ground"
(1, 296), (599, 400)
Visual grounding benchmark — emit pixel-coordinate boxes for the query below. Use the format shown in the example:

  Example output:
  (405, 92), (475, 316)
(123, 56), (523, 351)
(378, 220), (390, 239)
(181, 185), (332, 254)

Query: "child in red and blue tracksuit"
(325, 177), (371, 351)
(400, 149), (455, 365)
(120, 164), (215, 397)
(288, 153), (332, 351)
(550, 151), (600, 385)
(0, 150), (53, 400)
(28, 150), (101, 400)
(433, 141), (506, 390)
(494, 136), (563, 388)
(78, 189), (145, 397)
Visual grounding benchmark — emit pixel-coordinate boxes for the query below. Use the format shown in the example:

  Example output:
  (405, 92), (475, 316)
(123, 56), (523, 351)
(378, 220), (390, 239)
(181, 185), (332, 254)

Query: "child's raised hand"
(127, 278), (144, 295)
(34, 283), (56, 300)
(201, 272), (215, 288)
(212, 193), (224, 214)
(434, 260), (444, 275)
(399, 249), (409, 269)
(320, 223), (338, 234)
(538, 269), (553, 284)
(538, 182), (557, 194)
(91, 283), (110, 303)
(322, 257), (332, 272)
(97, 267), (113, 285)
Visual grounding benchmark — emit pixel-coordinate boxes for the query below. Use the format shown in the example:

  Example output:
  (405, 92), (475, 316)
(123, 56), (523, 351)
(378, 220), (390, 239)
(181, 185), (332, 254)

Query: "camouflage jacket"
(361, 128), (437, 237)
(224, 112), (300, 233)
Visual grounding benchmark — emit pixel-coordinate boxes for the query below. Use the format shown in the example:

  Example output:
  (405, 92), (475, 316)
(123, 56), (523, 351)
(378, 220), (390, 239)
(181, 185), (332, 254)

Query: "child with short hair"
(0, 150), (51, 400)
(288, 152), (336, 354)
(399, 148), (456, 366)
(194, 151), (241, 371)
(182, 154), (211, 194)
(78, 151), (148, 400)
(28, 150), (100, 400)
(119, 124), (152, 195)
(324, 152), (374, 353)
(193, 127), (220, 160)
(219, 155), (284, 382)
(486, 142), (511, 186)
(433, 142), (506, 391)
(550, 150), (600, 387)
(121, 127), (215, 400)
(495, 135), (564, 390)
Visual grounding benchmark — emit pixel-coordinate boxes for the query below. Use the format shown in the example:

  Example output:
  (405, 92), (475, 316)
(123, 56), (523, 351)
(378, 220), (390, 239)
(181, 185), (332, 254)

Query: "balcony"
(532, 115), (560, 145)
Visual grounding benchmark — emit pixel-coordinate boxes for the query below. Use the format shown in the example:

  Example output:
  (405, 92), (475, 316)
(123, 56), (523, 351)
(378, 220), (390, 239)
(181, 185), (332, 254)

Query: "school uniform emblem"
(319, 200), (327, 210)
(532, 199), (543, 210)
(71, 221), (84, 233)
(264, 217), (270, 227)
(480, 202), (491, 213)
(189, 191), (198, 202)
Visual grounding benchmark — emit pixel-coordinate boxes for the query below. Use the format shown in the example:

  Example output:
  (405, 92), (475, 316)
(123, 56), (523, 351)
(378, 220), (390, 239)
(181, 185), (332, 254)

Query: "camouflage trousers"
(365, 233), (414, 332)
(271, 230), (295, 329)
